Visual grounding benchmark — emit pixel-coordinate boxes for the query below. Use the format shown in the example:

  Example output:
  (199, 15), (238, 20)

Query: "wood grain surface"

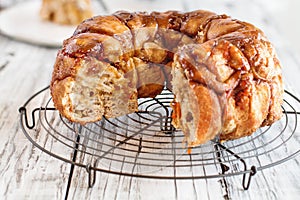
(0, 0), (300, 199)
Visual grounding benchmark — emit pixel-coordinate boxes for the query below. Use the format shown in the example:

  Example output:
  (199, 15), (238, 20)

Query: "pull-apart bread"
(50, 10), (283, 147)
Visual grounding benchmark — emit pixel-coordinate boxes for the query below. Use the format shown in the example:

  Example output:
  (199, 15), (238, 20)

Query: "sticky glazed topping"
(50, 10), (283, 145)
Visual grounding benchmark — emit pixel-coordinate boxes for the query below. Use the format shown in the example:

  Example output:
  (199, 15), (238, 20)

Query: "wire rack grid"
(19, 86), (300, 194)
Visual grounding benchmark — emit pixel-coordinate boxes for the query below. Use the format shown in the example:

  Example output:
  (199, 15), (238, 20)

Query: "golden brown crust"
(134, 58), (165, 98)
(51, 10), (283, 146)
(51, 77), (72, 119)
(74, 15), (130, 36)
(191, 83), (222, 146)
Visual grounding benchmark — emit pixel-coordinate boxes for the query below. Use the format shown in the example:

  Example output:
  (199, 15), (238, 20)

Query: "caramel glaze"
(51, 10), (283, 143)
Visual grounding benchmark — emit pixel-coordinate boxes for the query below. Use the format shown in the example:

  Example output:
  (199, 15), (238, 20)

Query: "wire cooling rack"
(19, 86), (300, 194)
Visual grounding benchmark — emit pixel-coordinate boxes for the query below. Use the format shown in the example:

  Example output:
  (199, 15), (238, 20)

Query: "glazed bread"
(40, 0), (93, 25)
(51, 10), (283, 146)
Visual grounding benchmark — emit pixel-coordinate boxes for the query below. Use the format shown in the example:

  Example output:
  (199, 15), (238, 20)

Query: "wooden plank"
(1, 0), (300, 199)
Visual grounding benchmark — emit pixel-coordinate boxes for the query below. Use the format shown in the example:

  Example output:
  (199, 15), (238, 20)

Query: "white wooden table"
(1, 0), (300, 199)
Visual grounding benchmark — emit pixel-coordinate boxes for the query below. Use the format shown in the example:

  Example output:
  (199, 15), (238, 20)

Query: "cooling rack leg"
(19, 107), (56, 129)
(65, 164), (75, 200)
(86, 159), (98, 188)
(242, 166), (257, 190)
(216, 143), (257, 190)
(214, 144), (230, 174)
(65, 134), (81, 200)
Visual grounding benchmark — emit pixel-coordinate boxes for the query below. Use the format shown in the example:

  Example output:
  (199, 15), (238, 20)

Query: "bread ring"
(51, 10), (283, 146)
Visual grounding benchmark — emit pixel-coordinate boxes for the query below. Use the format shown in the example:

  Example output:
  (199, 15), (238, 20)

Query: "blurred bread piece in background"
(40, 0), (93, 25)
